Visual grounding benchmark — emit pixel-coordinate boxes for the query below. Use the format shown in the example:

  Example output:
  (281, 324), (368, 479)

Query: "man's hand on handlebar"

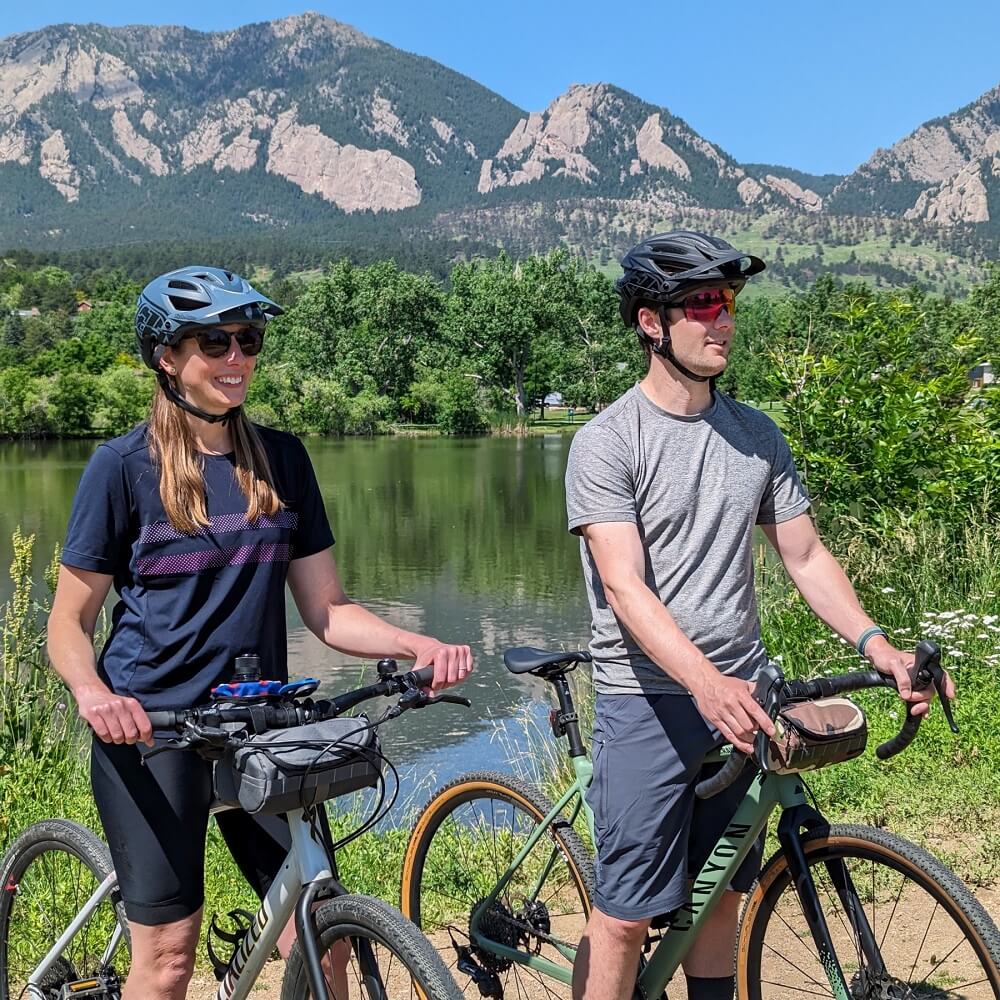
(864, 637), (956, 717)
(412, 640), (474, 692)
(690, 672), (776, 755)
(74, 683), (154, 747)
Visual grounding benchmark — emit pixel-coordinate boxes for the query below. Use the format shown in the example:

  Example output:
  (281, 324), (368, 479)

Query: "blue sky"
(4, 0), (999, 176)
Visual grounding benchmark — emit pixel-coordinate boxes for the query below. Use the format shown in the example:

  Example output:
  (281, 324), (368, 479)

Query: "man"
(565, 231), (951, 1000)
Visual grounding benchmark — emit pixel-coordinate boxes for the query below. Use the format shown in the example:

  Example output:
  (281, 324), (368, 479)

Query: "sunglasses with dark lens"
(676, 288), (737, 323)
(185, 327), (265, 358)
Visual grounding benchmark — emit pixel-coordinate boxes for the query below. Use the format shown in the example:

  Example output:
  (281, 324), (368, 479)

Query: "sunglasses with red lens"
(185, 327), (265, 358)
(674, 288), (737, 323)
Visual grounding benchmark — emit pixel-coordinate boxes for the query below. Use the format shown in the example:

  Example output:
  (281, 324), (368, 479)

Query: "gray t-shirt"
(565, 385), (810, 695)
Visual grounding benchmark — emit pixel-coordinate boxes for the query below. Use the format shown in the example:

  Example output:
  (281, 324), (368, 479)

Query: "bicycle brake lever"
(424, 693), (472, 708)
(751, 662), (785, 773)
(912, 640), (958, 734)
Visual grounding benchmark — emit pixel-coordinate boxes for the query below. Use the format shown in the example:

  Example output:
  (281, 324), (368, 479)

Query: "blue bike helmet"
(135, 266), (283, 423)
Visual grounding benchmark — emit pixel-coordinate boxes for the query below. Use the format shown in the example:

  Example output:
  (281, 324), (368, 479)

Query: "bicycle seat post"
(550, 674), (586, 758)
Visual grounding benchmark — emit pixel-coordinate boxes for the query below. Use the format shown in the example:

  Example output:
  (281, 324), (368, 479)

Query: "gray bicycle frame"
(469, 750), (855, 1000)
(26, 802), (333, 1000)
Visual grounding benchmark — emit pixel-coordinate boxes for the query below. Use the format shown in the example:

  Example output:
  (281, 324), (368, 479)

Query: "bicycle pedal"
(57, 972), (120, 998)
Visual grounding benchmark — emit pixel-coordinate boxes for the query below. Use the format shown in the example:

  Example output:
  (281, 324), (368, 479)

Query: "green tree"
(49, 372), (97, 435)
(444, 251), (571, 416)
(773, 294), (997, 528)
(97, 366), (155, 435)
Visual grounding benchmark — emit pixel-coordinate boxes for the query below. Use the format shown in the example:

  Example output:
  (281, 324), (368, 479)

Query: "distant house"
(12, 307), (40, 318)
(77, 300), (93, 312)
(970, 363), (995, 389)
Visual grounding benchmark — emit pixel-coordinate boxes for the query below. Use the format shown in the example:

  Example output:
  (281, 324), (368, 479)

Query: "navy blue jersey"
(61, 424), (335, 710)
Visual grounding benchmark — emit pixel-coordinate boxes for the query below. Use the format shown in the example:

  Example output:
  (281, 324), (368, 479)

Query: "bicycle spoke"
(907, 900), (940, 986)
(762, 939), (830, 991)
(915, 933), (969, 989)
(770, 903), (833, 983)
(878, 864), (908, 952)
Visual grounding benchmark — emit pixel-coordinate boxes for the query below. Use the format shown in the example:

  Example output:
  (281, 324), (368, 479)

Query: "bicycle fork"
(778, 805), (886, 1000)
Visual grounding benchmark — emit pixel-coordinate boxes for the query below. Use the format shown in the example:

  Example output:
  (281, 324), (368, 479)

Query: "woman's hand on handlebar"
(865, 639), (956, 717)
(412, 640), (474, 691)
(74, 683), (154, 747)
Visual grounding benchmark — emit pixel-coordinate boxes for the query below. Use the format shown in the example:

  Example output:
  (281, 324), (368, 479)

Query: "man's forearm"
(601, 576), (719, 694)
(782, 542), (877, 646)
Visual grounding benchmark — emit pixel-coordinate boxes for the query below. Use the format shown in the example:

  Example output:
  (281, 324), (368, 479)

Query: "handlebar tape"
(875, 710), (922, 760)
(409, 666), (435, 687)
(695, 751), (748, 800)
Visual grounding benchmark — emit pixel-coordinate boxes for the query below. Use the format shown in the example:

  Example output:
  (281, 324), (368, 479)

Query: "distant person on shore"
(46, 266), (473, 1000)
(565, 231), (951, 1000)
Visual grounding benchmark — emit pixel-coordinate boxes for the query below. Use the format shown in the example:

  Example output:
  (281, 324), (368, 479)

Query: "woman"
(47, 266), (473, 1000)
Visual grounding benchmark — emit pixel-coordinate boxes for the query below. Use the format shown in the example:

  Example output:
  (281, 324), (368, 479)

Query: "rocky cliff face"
(829, 84), (1000, 224)
(0, 13), (515, 221)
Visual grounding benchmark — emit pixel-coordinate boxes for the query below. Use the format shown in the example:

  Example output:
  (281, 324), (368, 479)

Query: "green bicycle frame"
(469, 752), (854, 1000)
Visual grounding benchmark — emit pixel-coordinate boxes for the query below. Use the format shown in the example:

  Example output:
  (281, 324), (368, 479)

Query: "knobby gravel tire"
(0, 819), (131, 1000)
(280, 893), (463, 1000)
(737, 823), (1000, 1000)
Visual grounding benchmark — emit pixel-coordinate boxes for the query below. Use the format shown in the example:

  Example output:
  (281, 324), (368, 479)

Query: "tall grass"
(0, 530), (96, 840)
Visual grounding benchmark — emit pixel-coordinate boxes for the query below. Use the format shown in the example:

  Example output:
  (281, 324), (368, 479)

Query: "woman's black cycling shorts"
(91, 735), (312, 926)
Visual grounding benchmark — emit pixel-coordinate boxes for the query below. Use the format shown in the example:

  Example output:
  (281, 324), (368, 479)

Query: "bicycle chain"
(478, 905), (576, 953)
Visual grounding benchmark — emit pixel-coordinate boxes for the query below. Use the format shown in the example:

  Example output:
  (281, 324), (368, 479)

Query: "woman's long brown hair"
(147, 386), (283, 534)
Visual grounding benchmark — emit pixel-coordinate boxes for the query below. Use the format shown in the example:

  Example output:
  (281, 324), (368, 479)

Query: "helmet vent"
(167, 279), (199, 291)
(166, 294), (206, 312)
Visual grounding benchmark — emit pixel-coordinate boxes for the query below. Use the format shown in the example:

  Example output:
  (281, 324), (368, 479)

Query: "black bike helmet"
(615, 231), (765, 382)
(135, 266), (283, 424)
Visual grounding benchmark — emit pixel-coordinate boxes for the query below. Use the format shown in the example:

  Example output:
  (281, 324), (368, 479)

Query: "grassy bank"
(2, 512), (998, 962)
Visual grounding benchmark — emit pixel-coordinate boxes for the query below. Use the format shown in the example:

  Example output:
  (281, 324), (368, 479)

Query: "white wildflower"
(881, 586), (896, 593)
(947, 650), (966, 658)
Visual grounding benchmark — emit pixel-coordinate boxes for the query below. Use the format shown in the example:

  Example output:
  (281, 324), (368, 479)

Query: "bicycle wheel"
(0, 819), (131, 1000)
(737, 824), (1000, 1000)
(280, 894), (463, 1000)
(401, 771), (594, 1000)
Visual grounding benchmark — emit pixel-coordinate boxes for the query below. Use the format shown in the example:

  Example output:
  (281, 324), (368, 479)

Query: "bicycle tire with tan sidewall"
(401, 771), (594, 998)
(736, 823), (1000, 1000)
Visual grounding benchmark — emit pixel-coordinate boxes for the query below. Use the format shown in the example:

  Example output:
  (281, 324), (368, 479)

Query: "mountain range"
(1, 12), (998, 288)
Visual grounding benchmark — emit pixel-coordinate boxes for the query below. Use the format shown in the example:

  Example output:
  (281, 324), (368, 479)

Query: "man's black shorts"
(587, 692), (765, 922)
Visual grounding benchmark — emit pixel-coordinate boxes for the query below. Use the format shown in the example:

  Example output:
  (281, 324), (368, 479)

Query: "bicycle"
(400, 641), (1000, 1000)
(0, 657), (470, 1000)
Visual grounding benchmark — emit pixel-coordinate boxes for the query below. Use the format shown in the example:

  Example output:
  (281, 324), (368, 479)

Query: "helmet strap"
(156, 372), (242, 426)
(648, 308), (711, 384)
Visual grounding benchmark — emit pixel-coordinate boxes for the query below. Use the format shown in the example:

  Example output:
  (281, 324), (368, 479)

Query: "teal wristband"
(856, 626), (888, 657)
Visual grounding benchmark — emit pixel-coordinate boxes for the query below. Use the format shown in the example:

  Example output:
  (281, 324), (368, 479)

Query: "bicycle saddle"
(503, 647), (591, 677)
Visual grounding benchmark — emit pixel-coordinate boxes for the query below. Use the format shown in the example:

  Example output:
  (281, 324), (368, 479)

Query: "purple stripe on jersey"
(136, 542), (293, 577)
(139, 511), (298, 544)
